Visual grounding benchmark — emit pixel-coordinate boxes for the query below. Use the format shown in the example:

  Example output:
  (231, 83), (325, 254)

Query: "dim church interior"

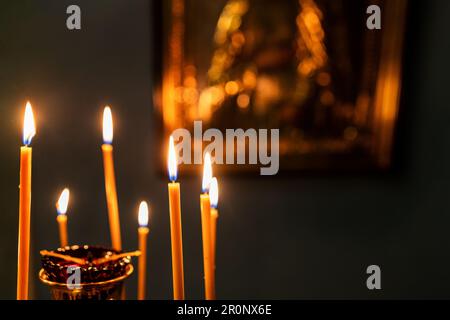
(0, 0), (450, 299)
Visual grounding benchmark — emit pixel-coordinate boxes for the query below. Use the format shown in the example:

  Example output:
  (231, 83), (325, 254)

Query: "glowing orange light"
(320, 91), (335, 106)
(210, 177), (219, 209)
(56, 188), (70, 215)
(102, 106), (113, 144)
(202, 152), (213, 193)
(225, 81), (240, 95)
(243, 70), (257, 89)
(168, 136), (178, 181)
(237, 94), (250, 109)
(23, 102), (36, 146)
(138, 201), (149, 227)
(317, 72), (331, 86)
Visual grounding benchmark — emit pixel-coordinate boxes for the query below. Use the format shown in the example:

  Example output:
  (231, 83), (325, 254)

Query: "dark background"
(1, 0), (450, 299)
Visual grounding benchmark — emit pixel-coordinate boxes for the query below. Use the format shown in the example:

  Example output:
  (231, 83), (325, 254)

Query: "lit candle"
(200, 152), (215, 300)
(101, 106), (122, 251)
(209, 177), (219, 276)
(137, 201), (149, 300)
(167, 136), (185, 300)
(17, 101), (36, 300)
(56, 188), (70, 248)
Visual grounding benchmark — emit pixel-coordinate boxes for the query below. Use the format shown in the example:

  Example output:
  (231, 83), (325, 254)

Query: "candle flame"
(210, 177), (219, 208)
(102, 106), (113, 144)
(168, 136), (178, 182)
(138, 201), (149, 227)
(56, 188), (70, 215)
(23, 101), (36, 146)
(202, 152), (213, 193)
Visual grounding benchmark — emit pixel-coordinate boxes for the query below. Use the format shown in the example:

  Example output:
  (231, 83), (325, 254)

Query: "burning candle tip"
(102, 106), (113, 144)
(56, 188), (70, 215)
(138, 201), (149, 227)
(168, 136), (178, 182)
(23, 101), (36, 146)
(202, 152), (212, 193)
(210, 177), (219, 209)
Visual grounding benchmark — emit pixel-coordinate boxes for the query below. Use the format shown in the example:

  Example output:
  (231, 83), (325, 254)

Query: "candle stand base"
(38, 245), (134, 300)
(39, 264), (133, 300)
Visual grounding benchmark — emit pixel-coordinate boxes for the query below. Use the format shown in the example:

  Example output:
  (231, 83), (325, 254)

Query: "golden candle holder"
(39, 265), (133, 300)
(38, 245), (135, 300)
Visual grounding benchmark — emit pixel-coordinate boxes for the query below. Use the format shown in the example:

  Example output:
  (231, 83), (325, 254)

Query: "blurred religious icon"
(153, 0), (408, 173)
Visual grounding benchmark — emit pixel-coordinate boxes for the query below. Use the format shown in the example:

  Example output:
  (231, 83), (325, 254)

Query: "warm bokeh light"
(225, 81), (240, 95)
(202, 152), (213, 193)
(168, 136), (178, 182)
(23, 101), (36, 146)
(320, 90), (335, 106)
(102, 106), (113, 144)
(296, 0), (327, 77)
(237, 94), (250, 109)
(138, 201), (149, 227)
(210, 177), (219, 209)
(243, 70), (257, 89)
(317, 72), (331, 87)
(56, 188), (70, 215)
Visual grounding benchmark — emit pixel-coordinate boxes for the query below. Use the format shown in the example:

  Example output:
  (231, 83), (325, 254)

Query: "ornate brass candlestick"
(39, 245), (136, 300)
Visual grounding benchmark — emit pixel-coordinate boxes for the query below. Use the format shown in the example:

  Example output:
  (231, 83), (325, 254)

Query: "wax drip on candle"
(138, 201), (149, 227)
(56, 188), (70, 215)
(102, 106), (113, 144)
(23, 102), (36, 146)
(168, 136), (178, 182)
(202, 152), (212, 193)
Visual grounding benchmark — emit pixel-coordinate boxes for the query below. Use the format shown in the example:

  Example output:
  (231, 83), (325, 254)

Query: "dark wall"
(0, 0), (450, 299)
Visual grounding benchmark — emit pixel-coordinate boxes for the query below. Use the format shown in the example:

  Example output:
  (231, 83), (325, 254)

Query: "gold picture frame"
(153, 0), (408, 174)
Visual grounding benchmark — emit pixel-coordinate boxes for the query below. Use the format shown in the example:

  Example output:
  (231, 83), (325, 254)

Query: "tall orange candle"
(209, 177), (219, 275)
(102, 106), (122, 251)
(167, 136), (185, 300)
(56, 188), (70, 248)
(137, 201), (150, 300)
(17, 101), (35, 300)
(200, 153), (215, 300)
